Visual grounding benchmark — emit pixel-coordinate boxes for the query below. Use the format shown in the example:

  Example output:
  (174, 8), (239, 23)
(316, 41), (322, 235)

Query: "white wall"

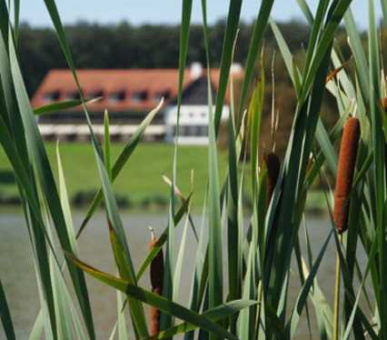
(164, 104), (230, 144)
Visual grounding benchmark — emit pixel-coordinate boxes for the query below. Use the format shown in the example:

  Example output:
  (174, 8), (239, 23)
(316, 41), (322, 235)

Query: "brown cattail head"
(334, 117), (361, 233)
(149, 232), (164, 290)
(264, 152), (281, 208)
(149, 288), (162, 335)
(382, 97), (387, 112)
(148, 230), (164, 336)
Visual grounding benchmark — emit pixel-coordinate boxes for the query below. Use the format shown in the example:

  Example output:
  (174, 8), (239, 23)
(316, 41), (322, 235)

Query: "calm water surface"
(0, 210), (369, 339)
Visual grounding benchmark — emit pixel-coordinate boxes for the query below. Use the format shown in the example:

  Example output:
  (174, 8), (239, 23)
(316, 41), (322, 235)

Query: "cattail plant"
(333, 116), (361, 233)
(332, 116), (360, 340)
(148, 228), (164, 336)
(263, 152), (281, 208)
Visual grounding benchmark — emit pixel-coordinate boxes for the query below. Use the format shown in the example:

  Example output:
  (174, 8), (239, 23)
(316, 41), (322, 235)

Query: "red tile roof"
(31, 68), (243, 112)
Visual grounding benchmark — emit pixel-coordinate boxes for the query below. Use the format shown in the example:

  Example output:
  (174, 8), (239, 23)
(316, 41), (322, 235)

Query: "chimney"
(190, 62), (203, 80)
(230, 63), (243, 75)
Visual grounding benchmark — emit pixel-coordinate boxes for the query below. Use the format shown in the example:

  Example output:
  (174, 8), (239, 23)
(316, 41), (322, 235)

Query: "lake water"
(0, 210), (369, 339)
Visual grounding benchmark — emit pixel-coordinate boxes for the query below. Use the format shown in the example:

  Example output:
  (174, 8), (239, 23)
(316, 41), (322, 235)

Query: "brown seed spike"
(149, 287), (162, 335)
(264, 152), (281, 208)
(382, 97), (387, 112)
(334, 117), (361, 233)
(148, 229), (164, 336)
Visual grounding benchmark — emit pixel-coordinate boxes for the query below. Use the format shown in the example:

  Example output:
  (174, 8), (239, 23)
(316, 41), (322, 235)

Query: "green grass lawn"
(0, 141), (327, 212)
(0, 142), (228, 209)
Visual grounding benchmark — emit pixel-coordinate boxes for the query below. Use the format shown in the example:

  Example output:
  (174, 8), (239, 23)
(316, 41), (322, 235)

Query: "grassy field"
(0, 142), (229, 209)
(0, 141), (327, 212)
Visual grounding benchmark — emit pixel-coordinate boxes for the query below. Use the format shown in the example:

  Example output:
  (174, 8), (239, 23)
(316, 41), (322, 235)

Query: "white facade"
(38, 124), (165, 140)
(164, 104), (230, 145)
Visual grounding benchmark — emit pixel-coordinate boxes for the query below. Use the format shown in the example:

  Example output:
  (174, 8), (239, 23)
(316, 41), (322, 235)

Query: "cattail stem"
(255, 281), (264, 335)
(334, 117), (361, 233)
(148, 228), (164, 336)
(333, 234), (343, 340)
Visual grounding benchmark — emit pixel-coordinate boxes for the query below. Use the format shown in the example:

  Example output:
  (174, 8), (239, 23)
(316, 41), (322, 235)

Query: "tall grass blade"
(226, 85), (241, 334)
(7, 20), (95, 338)
(184, 198), (208, 340)
(368, 0), (387, 337)
(0, 280), (15, 340)
(200, 2), (223, 339)
(69, 254), (241, 340)
(77, 100), (163, 236)
(96, 150), (149, 337)
(33, 97), (101, 116)
(28, 310), (44, 340)
(57, 143), (79, 254)
(213, 0), (242, 135)
(269, 18), (302, 95)
(287, 230), (333, 339)
(144, 300), (257, 340)
(237, 0), (275, 125)
(117, 291), (128, 340)
(159, 0), (192, 322)
(104, 110), (112, 179)
(344, 10), (370, 101)
(173, 214), (190, 302)
(295, 0), (314, 24)
(12, 0), (20, 41)
(301, 0), (353, 101)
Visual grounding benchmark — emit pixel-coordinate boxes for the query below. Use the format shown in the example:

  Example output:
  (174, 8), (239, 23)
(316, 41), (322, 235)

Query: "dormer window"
(154, 90), (171, 102)
(67, 90), (81, 100)
(131, 90), (148, 103)
(88, 89), (104, 99)
(109, 90), (126, 103)
(43, 90), (60, 102)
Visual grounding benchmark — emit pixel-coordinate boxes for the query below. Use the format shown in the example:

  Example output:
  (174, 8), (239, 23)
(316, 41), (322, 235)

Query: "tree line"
(18, 20), (313, 96)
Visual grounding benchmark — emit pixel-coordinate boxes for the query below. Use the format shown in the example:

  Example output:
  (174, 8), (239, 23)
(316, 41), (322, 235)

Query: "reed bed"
(0, 0), (387, 339)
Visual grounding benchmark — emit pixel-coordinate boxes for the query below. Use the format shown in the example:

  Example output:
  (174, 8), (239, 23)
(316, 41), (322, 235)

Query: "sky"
(18, 0), (381, 29)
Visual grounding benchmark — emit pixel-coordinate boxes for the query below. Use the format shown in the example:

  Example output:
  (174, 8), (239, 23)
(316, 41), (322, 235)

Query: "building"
(31, 63), (243, 144)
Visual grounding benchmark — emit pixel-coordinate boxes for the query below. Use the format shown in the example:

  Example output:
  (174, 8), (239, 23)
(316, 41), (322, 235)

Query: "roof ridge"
(48, 68), (223, 72)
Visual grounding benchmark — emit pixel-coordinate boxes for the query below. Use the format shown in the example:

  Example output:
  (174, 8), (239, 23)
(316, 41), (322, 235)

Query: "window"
(43, 90), (61, 102)
(199, 125), (208, 136)
(180, 126), (189, 136)
(189, 126), (200, 136)
(131, 90), (148, 103)
(154, 90), (171, 102)
(88, 89), (104, 99)
(109, 90), (126, 103)
(66, 91), (81, 100)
